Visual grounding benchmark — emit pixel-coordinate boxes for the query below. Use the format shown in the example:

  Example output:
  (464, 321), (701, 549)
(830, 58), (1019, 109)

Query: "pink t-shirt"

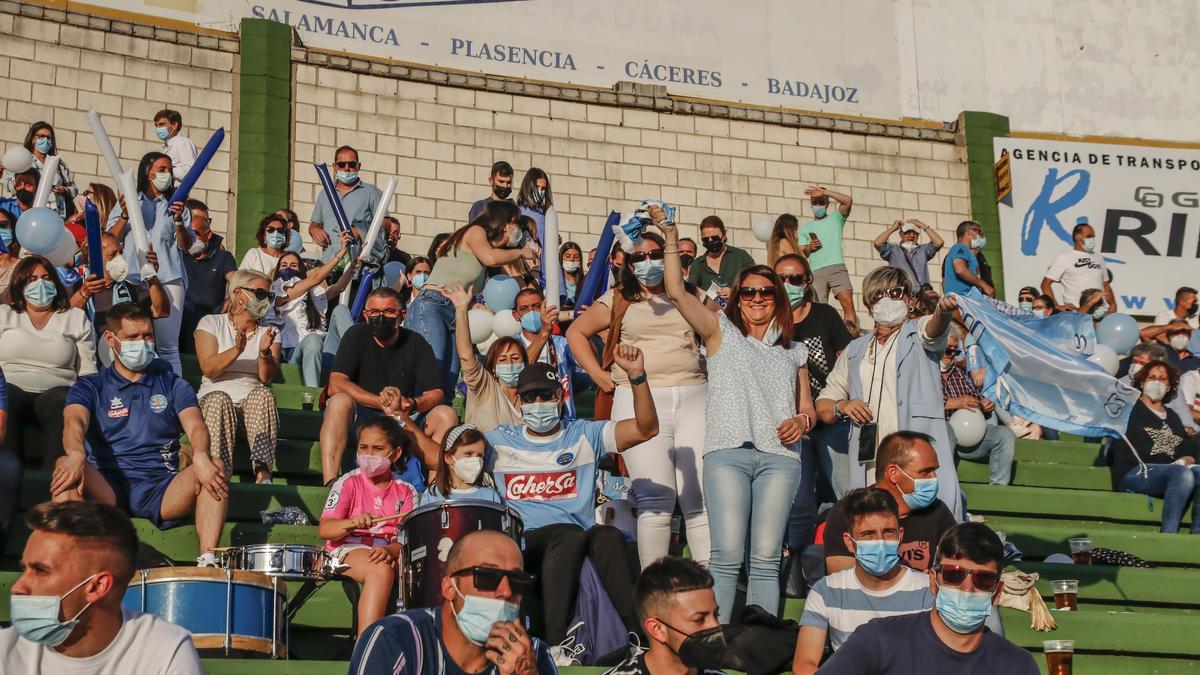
(321, 469), (418, 550)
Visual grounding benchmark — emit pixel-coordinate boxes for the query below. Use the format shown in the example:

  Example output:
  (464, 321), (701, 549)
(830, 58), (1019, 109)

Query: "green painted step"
(1001, 605), (1200, 657)
(963, 484), (1188, 529)
(1013, 439), (1104, 466)
(1011, 562), (1200, 608)
(181, 353), (319, 387)
(958, 460), (1113, 491)
(181, 376), (323, 411)
(983, 516), (1196, 567)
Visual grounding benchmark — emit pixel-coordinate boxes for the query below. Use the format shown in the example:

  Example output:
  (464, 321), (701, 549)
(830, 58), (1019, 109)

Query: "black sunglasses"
(629, 249), (665, 264)
(738, 286), (775, 300)
(779, 273), (811, 286)
(944, 347), (961, 358)
(935, 564), (999, 592)
(335, 161), (359, 169)
(239, 287), (275, 302)
(519, 389), (559, 404)
(452, 566), (537, 595)
(870, 286), (908, 304)
(701, 236), (722, 244)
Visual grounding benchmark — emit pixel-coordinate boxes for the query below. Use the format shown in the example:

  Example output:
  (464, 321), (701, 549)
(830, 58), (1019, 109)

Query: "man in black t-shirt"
(180, 199), (236, 352)
(824, 432), (956, 574)
(817, 523), (1037, 674)
(318, 287), (457, 484)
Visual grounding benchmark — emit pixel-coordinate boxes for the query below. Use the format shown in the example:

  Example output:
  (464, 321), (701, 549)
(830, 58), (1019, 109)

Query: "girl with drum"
(319, 416), (419, 635)
(420, 424), (505, 506)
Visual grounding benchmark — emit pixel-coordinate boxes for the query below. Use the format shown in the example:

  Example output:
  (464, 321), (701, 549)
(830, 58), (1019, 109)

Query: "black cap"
(516, 362), (561, 395)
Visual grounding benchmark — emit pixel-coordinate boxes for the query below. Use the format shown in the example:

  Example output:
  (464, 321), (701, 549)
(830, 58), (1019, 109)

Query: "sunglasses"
(779, 273), (811, 286)
(738, 286), (775, 301)
(935, 564), (999, 592)
(452, 566), (537, 595)
(239, 287), (275, 302)
(265, 227), (285, 234)
(363, 309), (402, 319)
(944, 347), (961, 358)
(335, 161), (359, 169)
(701, 236), (722, 245)
(1018, 296), (1036, 303)
(870, 286), (908, 304)
(519, 389), (559, 404)
(629, 249), (665, 264)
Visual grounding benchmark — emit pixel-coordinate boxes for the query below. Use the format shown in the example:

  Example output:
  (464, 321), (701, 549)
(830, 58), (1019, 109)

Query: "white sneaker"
(196, 552), (219, 568)
(550, 622), (587, 666)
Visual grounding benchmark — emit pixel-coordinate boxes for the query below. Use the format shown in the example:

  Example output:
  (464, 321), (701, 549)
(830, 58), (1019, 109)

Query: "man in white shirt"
(1153, 287), (1199, 329)
(1, 501), (202, 674)
(1040, 221), (1115, 311)
(153, 109), (198, 181)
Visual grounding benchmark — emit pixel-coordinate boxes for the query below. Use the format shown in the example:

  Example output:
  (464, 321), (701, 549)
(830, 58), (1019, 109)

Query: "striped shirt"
(800, 567), (932, 650)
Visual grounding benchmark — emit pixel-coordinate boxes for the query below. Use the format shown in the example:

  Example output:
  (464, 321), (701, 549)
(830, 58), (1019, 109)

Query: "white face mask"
(871, 297), (909, 327)
(1128, 362), (1143, 377)
(1143, 379), (1168, 403)
(451, 456), (484, 484)
(106, 256), (129, 283)
(152, 171), (172, 192)
(1081, 237), (1097, 253)
(563, 260), (581, 273)
(1170, 334), (1190, 351)
(900, 241), (918, 252)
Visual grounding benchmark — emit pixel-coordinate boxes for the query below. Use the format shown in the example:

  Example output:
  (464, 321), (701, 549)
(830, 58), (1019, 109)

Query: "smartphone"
(857, 422), (879, 463)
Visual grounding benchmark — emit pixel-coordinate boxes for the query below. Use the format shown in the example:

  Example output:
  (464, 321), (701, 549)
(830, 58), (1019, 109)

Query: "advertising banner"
(994, 137), (1200, 316)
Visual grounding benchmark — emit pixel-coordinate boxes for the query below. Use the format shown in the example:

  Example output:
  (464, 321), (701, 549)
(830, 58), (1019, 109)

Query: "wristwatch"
(629, 373), (648, 386)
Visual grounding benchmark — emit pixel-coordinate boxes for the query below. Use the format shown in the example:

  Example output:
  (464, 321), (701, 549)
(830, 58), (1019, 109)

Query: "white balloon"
(2, 146), (34, 174)
(40, 228), (77, 267)
(949, 409), (987, 447)
(1088, 344), (1120, 376)
(751, 217), (773, 243)
(491, 309), (522, 338)
(467, 307), (494, 345)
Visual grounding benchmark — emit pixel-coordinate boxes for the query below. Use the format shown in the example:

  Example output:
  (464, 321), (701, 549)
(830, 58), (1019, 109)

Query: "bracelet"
(629, 373), (648, 386)
(663, 248), (679, 254)
(259, 349), (273, 359)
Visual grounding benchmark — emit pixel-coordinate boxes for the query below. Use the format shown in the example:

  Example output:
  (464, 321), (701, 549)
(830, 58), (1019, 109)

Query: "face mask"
(452, 581), (520, 646)
(1081, 237), (1097, 253)
(1018, 301), (1034, 312)
(870, 297), (909, 327)
(495, 363), (524, 387)
(15, 189), (34, 207)
(152, 171), (173, 192)
(762, 320), (782, 345)
(336, 170), (359, 185)
(812, 205), (828, 219)
(355, 453), (392, 477)
(675, 625), (728, 670)
(277, 268), (302, 283)
(563, 260), (581, 273)
(940, 360), (953, 373)
(900, 241), (918, 252)
(155, 126), (170, 142)
(0, 227), (12, 249)
(633, 259), (665, 286)
(106, 257), (129, 283)
(702, 238), (723, 254)
(493, 186), (512, 200)
(1143, 379), (1168, 403)
(1128, 363), (1143, 377)
(34, 137), (53, 154)
(241, 292), (270, 320)
(853, 538), (901, 576)
(507, 227), (525, 248)
(367, 315), (398, 341)
(970, 236), (987, 250)
(784, 282), (807, 309)
(680, 254), (695, 269)
(411, 273), (429, 290)
(896, 467), (939, 510)
(452, 456), (484, 484)
(520, 310), (543, 334)
(522, 400), (560, 433)
(265, 231), (286, 250)
(188, 238), (206, 257)
(1170, 334), (1190, 351)
(10, 573), (97, 647)
(23, 279), (57, 308)
(534, 189), (547, 205)
(1034, 308), (1048, 318)
(934, 584), (994, 634)
(117, 339), (156, 371)
(1189, 304), (1199, 318)
(1092, 305), (1109, 320)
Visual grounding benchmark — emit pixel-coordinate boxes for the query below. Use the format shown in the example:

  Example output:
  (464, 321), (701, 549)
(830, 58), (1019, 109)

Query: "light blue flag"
(953, 289), (1138, 438)
(968, 293), (1097, 356)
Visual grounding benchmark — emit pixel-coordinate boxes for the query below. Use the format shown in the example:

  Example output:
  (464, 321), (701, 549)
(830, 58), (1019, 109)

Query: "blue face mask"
(265, 231), (286, 250)
(34, 137), (53, 154)
(633, 259), (665, 286)
(934, 584), (994, 634)
(411, 273), (428, 290)
(10, 573), (97, 647)
(812, 206), (828, 219)
(155, 126), (170, 142)
(785, 282), (807, 309)
(1092, 305), (1109, 320)
(897, 468), (939, 510)
(23, 279), (57, 308)
(451, 581), (520, 645)
(277, 268), (302, 283)
(522, 400), (560, 433)
(116, 339), (157, 371)
(971, 236), (987, 250)
(1018, 301), (1034, 312)
(0, 227), (12, 249)
(336, 170), (359, 185)
(520, 310), (543, 334)
(853, 538), (901, 576)
(495, 363), (524, 387)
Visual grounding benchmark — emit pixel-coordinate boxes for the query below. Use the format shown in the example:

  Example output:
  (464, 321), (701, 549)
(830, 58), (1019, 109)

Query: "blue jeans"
(322, 304), (354, 361)
(704, 446), (802, 623)
(282, 333), (329, 388)
(949, 423), (1016, 485)
(1119, 463), (1200, 533)
(404, 290), (458, 401)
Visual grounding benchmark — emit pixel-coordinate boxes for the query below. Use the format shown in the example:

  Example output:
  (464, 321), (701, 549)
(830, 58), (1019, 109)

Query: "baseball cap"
(900, 221), (920, 234)
(516, 362), (561, 395)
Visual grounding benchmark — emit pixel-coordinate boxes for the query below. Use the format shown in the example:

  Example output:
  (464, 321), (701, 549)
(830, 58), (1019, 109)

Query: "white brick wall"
(0, 15), (236, 233)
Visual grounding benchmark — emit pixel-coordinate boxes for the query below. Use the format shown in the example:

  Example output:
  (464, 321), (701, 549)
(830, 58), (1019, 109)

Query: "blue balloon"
(15, 207), (65, 255)
(1096, 313), (1139, 355)
(482, 274), (521, 311)
(382, 261), (407, 287)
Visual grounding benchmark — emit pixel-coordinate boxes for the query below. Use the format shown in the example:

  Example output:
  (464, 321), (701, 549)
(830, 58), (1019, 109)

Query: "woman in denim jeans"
(404, 202), (539, 400)
(1112, 360), (1200, 533)
(653, 205), (815, 621)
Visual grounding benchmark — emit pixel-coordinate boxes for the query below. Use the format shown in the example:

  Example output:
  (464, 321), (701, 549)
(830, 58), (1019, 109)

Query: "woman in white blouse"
(270, 233), (356, 387)
(0, 255), (97, 468)
(239, 213), (289, 276)
(194, 269), (281, 483)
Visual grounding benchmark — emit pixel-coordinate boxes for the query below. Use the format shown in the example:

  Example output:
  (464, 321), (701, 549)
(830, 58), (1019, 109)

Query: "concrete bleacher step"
(957, 459), (1113, 490)
(963, 483), (1190, 528)
(1013, 439), (1105, 466)
(983, 515), (1197, 567)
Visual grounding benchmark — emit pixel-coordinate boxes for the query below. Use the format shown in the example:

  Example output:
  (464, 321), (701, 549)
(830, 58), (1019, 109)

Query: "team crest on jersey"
(149, 394), (168, 414)
(108, 396), (128, 418)
(555, 452), (575, 466)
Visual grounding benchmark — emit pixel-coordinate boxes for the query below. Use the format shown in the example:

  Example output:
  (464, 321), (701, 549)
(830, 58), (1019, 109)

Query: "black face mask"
(1189, 303), (1198, 318)
(15, 190), (34, 207)
(680, 254), (695, 269)
(702, 238), (724, 254)
(493, 186), (512, 200)
(367, 315), (398, 341)
(667, 623), (728, 670)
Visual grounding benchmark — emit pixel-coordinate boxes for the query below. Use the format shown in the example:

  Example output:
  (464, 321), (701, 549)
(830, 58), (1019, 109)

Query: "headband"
(443, 423), (479, 453)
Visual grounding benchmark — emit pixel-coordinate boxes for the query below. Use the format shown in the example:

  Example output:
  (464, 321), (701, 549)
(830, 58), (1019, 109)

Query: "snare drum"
(228, 544), (330, 581)
(400, 499), (522, 608)
(123, 567), (286, 658)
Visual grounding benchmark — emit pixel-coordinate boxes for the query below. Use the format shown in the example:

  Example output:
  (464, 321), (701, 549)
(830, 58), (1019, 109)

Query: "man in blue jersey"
(349, 530), (557, 674)
(48, 302), (229, 566)
(485, 346), (659, 650)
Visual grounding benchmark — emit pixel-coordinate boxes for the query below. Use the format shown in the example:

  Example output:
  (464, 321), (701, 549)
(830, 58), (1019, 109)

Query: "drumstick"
(370, 512), (406, 525)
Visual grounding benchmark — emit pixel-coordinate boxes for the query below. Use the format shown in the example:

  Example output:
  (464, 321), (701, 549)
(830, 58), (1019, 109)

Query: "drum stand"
(284, 578), (327, 660)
